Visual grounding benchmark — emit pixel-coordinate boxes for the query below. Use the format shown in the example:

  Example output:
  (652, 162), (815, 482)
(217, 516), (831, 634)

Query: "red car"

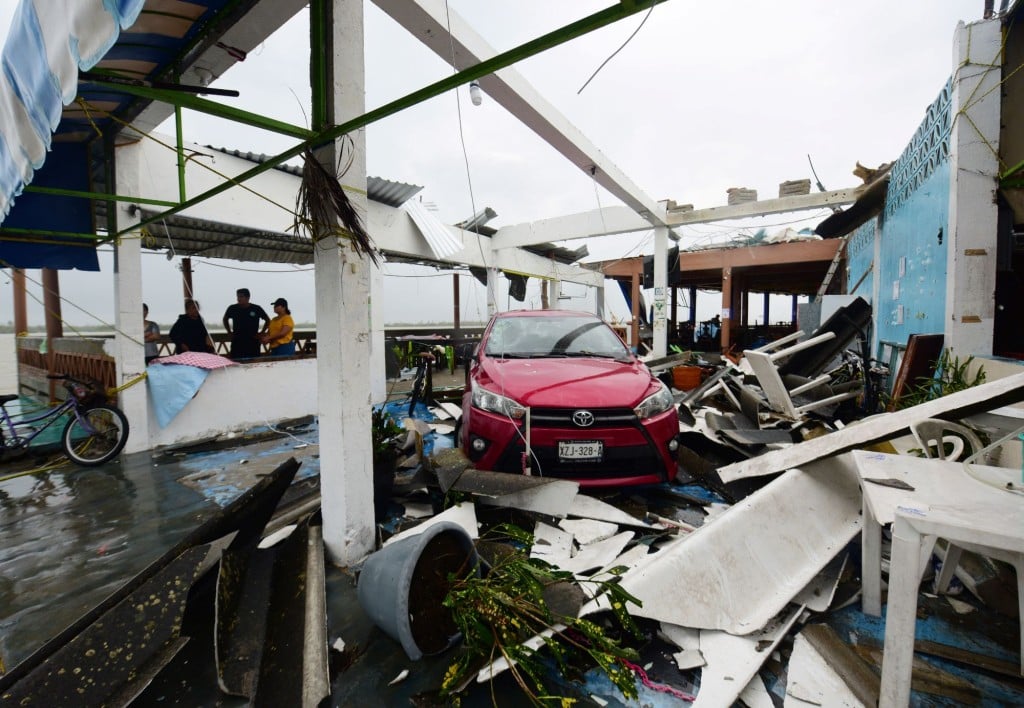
(458, 310), (680, 487)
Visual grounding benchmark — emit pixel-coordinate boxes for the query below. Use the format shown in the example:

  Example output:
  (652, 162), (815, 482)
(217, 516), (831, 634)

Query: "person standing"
(143, 303), (161, 364)
(169, 299), (215, 354)
(262, 298), (296, 356)
(222, 288), (269, 359)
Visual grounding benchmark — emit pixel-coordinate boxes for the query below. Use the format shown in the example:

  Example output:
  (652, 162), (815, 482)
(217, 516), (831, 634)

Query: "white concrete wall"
(147, 358), (317, 447)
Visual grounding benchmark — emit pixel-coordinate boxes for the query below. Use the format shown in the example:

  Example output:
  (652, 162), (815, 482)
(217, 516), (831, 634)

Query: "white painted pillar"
(113, 141), (150, 453)
(369, 262), (386, 403)
(652, 225), (668, 357)
(595, 280), (605, 318)
(946, 19), (1001, 357)
(486, 266), (499, 315)
(318, 0), (374, 564)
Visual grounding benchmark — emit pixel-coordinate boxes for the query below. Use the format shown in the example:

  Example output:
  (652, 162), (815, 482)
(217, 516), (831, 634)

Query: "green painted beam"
(23, 185), (177, 208)
(80, 77), (318, 141)
(123, 0), (669, 237)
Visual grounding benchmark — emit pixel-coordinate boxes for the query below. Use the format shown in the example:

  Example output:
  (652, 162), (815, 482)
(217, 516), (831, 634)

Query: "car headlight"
(633, 382), (675, 419)
(472, 382), (527, 420)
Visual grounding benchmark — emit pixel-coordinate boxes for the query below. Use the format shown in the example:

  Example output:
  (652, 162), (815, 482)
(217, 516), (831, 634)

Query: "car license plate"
(558, 440), (603, 461)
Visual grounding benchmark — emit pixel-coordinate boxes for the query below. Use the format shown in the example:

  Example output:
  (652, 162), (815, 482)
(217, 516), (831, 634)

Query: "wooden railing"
(15, 327), (485, 401)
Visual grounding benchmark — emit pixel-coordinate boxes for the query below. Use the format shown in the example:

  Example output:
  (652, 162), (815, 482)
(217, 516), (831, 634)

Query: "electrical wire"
(577, 0), (657, 94)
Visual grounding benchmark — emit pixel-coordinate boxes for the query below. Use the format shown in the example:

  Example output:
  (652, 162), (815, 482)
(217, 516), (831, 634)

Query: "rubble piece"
(642, 351), (694, 375)
(856, 643), (981, 704)
(779, 178), (811, 197)
(673, 649), (706, 670)
(446, 468), (579, 517)
(777, 297), (872, 380)
(559, 518), (618, 545)
(718, 370), (1024, 482)
(659, 624), (704, 669)
(589, 540), (651, 581)
(438, 402), (462, 419)
(727, 187), (758, 205)
(429, 422), (455, 435)
(744, 331), (860, 420)
(785, 625), (876, 707)
(431, 448), (474, 492)
(579, 457), (861, 634)
(383, 502), (478, 547)
(690, 605), (803, 708)
(530, 522), (573, 565)
(566, 493), (654, 529)
(793, 552), (847, 613)
(428, 405), (452, 420)
(738, 674), (773, 707)
(558, 531), (635, 575)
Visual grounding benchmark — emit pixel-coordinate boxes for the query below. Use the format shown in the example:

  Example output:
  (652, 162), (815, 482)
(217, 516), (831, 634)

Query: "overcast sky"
(2, 0), (984, 330)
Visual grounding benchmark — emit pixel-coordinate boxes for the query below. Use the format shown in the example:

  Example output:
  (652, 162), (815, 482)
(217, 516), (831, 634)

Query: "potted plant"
(439, 523), (643, 705)
(371, 405), (405, 522)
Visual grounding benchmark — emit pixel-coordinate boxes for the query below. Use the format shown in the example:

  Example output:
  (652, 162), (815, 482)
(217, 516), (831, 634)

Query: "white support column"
(652, 224), (668, 357)
(370, 261), (386, 404)
(595, 280), (605, 318)
(113, 142), (150, 453)
(946, 19), (1002, 357)
(318, 0), (374, 564)
(486, 266), (499, 315)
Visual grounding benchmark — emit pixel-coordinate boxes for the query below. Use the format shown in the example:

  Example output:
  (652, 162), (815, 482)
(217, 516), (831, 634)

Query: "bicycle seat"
(0, 394), (17, 404)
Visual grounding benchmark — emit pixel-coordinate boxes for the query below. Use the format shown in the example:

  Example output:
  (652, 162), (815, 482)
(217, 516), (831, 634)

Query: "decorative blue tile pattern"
(885, 80), (952, 217)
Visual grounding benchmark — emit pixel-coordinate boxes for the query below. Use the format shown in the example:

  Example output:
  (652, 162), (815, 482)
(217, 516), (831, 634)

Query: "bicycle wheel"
(62, 405), (129, 466)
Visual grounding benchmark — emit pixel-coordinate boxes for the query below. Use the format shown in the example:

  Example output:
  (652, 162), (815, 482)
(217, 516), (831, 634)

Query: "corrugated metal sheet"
(138, 210), (315, 264)
(205, 146), (423, 207)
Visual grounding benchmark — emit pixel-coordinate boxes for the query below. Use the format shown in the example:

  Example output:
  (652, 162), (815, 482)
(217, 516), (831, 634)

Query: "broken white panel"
(383, 502), (478, 546)
(718, 370), (1024, 482)
(567, 494), (654, 529)
(479, 482), (578, 517)
(792, 552), (848, 613)
(579, 456), (861, 633)
(691, 606), (803, 708)
(558, 517), (619, 545)
(477, 626), (563, 684)
(428, 405), (452, 420)
(591, 542), (649, 578)
(784, 632), (866, 707)
(530, 522), (573, 566)
(402, 502), (434, 519)
(659, 624), (705, 670)
(438, 401), (462, 419)
(429, 422), (455, 435)
(556, 531), (634, 576)
(739, 674), (774, 708)
(403, 198), (463, 259)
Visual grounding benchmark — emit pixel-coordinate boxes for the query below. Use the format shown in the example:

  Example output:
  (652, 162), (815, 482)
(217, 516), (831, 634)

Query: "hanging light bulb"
(469, 80), (483, 106)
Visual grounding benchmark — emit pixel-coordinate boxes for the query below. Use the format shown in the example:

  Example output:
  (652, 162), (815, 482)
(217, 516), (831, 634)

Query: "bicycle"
(408, 349), (436, 417)
(0, 375), (130, 466)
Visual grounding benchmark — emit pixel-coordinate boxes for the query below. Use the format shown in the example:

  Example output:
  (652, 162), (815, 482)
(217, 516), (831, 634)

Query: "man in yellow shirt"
(263, 298), (296, 356)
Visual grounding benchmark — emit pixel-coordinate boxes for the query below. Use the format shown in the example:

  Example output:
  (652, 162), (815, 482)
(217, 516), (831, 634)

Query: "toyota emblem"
(571, 410), (595, 427)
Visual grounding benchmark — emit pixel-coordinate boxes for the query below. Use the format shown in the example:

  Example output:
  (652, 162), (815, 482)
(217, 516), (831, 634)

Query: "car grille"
(528, 407), (637, 428)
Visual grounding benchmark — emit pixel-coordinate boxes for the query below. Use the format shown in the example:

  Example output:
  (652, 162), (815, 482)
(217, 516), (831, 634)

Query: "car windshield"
(484, 315), (632, 360)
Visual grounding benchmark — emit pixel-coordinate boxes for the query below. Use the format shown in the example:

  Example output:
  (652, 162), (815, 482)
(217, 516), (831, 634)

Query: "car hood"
(476, 356), (658, 408)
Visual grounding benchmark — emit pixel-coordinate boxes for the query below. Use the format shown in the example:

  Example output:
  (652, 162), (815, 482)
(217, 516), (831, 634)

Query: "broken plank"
(718, 370), (1024, 482)
(789, 624), (878, 707)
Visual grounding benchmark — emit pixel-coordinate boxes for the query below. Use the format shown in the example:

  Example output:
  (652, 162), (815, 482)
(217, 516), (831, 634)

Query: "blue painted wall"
(854, 80), (952, 353)
(875, 162), (950, 347)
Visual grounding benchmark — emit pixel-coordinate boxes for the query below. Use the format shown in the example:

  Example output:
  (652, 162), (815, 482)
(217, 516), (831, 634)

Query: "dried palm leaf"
(294, 142), (378, 265)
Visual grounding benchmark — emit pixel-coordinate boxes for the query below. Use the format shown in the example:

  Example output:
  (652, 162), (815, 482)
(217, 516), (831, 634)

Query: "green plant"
(440, 524), (642, 706)
(892, 349), (986, 410)
(371, 405), (404, 459)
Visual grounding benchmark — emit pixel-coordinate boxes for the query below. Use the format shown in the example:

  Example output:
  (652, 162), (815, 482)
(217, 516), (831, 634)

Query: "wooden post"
(42, 268), (62, 398)
(12, 268), (27, 335)
(720, 266), (733, 354)
(453, 272), (461, 337)
(181, 256), (194, 301)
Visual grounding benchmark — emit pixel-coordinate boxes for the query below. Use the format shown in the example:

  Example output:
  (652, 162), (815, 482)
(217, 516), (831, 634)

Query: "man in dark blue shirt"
(222, 288), (269, 359)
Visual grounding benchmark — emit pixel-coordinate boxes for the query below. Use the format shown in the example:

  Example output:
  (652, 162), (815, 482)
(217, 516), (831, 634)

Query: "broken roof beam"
(718, 370), (1024, 482)
(666, 188), (862, 226)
